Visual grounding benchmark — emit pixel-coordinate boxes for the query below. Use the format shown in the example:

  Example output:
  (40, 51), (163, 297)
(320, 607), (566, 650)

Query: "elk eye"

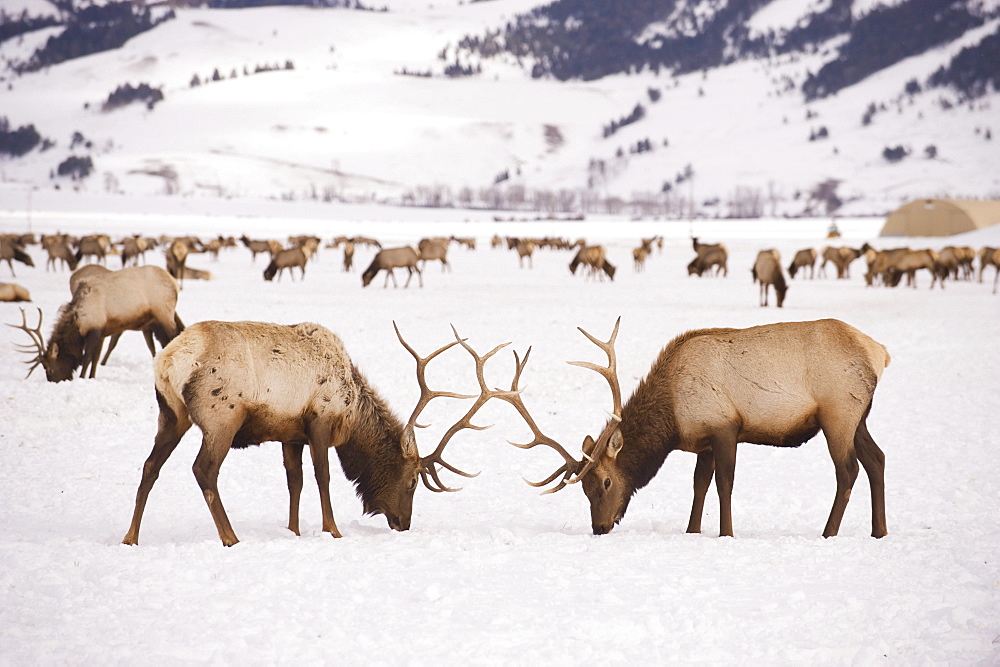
(409, 477), (418, 491)
(604, 478), (612, 490)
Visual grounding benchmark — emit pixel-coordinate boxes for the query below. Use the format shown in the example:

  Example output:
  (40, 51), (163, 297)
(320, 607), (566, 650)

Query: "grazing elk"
(1, 235), (35, 277)
(121, 236), (151, 267)
(121, 321), (494, 546)
(361, 246), (423, 288)
(418, 237), (451, 272)
(570, 245), (616, 281)
(752, 249), (788, 307)
(884, 249), (942, 289)
(495, 318), (889, 538)
(165, 239), (190, 287)
(9, 266), (184, 382)
(264, 246), (308, 281)
(787, 248), (817, 279)
(688, 238), (728, 277)
(42, 235), (79, 272)
(0, 282), (31, 302)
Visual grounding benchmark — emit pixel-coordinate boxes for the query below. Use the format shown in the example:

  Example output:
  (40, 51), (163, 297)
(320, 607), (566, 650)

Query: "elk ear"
(581, 434), (597, 457)
(606, 430), (624, 460)
(401, 426), (419, 458)
(49, 342), (59, 359)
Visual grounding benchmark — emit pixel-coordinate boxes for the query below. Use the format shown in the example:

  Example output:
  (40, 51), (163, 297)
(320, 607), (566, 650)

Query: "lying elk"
(9, 265), (184, 382)
(570, 245), (616, 281)
(495, 317), (889, 538)
(688, 238), (728, 277)
(362, 246), (423, 288)
(122, 321), (495, 546)
(752, 249), (788, 307)
(264, 246), (308, 281)
(0, 282), (31, 302)
(787, 248), (817, 279)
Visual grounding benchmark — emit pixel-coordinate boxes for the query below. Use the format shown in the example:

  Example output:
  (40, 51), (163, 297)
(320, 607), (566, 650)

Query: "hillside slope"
(0, 0), (997, 217)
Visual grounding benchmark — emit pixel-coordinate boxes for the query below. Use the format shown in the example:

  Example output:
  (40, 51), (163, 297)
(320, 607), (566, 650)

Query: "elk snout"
(386, 514), (411, 531)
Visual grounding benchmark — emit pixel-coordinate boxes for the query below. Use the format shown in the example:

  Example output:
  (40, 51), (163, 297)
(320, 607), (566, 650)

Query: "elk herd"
(1, 224), (997, 546)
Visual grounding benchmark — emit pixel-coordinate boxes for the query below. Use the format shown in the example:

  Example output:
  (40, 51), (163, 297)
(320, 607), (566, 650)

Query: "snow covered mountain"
(1, 0), (997, 217)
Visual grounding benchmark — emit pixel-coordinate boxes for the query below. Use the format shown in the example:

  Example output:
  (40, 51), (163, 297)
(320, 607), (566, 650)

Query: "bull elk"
(752, 249), (788, 307)
(496, 318), (889, 538)
(122, 321), (499, 546)
(362, 246), (423, 288)
(8, 266), (184, 382)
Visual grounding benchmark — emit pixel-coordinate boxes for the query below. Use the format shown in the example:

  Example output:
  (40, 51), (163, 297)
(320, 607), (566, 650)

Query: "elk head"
(489, 318), (628, 535)
(7, 307), (76, 383)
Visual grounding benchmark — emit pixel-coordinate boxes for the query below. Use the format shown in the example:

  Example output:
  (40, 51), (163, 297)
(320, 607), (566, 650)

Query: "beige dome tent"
(880, 199), (1000, 237)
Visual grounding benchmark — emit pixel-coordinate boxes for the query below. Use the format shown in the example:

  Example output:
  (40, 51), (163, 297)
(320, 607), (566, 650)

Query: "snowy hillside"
(0, 0), (998, 217)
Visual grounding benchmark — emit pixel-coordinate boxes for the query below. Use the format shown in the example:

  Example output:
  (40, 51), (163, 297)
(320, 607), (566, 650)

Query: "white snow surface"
(1, 196), (999, 664)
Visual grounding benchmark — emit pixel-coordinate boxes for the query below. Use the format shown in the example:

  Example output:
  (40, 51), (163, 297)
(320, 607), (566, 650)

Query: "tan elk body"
(752, 249), (788, 307)
(123, 320), (489, 546)
(504, 318), (890, 539)
(10, 265), (183, 381)
(362, 246), (423, 287)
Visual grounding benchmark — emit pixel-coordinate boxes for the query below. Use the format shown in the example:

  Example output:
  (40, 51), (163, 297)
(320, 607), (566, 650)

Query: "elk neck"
(333, 364), (408, 509)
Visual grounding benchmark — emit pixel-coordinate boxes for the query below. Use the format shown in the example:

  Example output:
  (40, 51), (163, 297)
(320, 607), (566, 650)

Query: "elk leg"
(854, 418), (887, 538)
(192, 428), (239, 546)
(282, 442), (305, 536)
(307, 439), (342, 538)
(686, 449), (715, 534)
(710, 432), (739, 537)
(123, 394), (192, 545)
(142, 329), (156, 357)
(101, 333), (123, 365)
(82, 329), (104, 379)
(822, 424), (861, 538)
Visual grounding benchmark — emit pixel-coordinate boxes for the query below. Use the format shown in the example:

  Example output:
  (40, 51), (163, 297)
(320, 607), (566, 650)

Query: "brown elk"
(9, 265), (184, 382)
(1, 235), (35, 277)
(121, 236), (151, 267)
(75, 234), (111, 265)
(121, 321), (496, 546)
(342, 240), (355, 272)
(418, 237), (451, 272)
(819, 246), (861, 279)
(165, 239), (190, 287)
(240, 235), (276, 262)
(42, 235), (78, 272)
(361, 246), (423, 288)
(497, 318), (889, 538)
(514, 239), (536, 268)
(979, 246), (998, 283)
(787, 248), (817, 279)
(752, 249), (788, 307)
(632, 246), (649, 273)
(990, 248), (1000, 294)
(570, 245), (616, 281)
(884, 249), (942, 288)
(0, 282), (31, 302)
(688, 238), (728, 277)
(264, 246), (308, 281)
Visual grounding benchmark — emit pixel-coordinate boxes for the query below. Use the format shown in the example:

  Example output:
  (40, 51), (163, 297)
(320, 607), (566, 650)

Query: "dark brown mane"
(47, 293), (87, 372)
(334, 364), (407, 510)
(616, 328), (739, 492)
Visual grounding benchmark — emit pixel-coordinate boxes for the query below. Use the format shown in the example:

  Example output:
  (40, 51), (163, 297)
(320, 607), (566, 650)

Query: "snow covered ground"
(1, 197), (998, 663)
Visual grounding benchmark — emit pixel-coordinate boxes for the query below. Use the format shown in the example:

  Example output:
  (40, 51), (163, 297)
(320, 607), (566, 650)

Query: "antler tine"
(487, 347), (585, 493)
(563, 317), (623, 482)
(418, 326), (519, 493)
(394, 321), (476, 430)
(7, 307), (46, 378)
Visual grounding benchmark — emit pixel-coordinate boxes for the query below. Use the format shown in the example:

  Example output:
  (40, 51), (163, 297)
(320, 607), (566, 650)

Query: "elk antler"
(6, 307), (46, 378)
(498, 317), (623, 493)
(394, 322), (497, 493)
